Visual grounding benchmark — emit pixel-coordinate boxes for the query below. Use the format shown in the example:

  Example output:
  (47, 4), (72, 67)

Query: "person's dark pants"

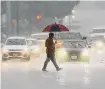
(42, 53), (59, 70)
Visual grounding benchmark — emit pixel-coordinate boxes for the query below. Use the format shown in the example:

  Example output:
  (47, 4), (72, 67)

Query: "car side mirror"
(82, 37), (87, 40)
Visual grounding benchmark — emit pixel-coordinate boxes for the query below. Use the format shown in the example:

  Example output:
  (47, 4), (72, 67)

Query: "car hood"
(64, 48), (84, 52)
(4, 45), (27, 50)
(29, 45), (39, 49)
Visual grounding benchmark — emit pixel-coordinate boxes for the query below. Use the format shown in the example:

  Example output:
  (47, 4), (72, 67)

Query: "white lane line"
(83, 63), (91, 84)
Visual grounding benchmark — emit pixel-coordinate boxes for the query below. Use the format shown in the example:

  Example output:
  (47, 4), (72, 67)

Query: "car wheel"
(2, 57), (8, 61)
(25, 56), (30, 61)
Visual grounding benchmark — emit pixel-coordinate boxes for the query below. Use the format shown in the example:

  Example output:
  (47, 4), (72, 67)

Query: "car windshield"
(59, 33), (82, 39)
(93, 29), (105, 33)
(6, 39), (26, 45)
(62, 41), (86, 48)
(27, 40), (40, 45)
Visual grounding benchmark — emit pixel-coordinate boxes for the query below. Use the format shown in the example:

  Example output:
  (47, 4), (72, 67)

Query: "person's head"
(49, 32), (54, 39)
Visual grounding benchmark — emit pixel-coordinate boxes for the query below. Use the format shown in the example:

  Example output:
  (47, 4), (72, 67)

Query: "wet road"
(1, 52), (105, 89)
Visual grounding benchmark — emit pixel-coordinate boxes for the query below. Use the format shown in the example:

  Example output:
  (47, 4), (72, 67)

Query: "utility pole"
(69, 14), (71, 30)
(11, 1), (19, 36)
(6, 1), (12, 36)
(16, 1), (19, 36)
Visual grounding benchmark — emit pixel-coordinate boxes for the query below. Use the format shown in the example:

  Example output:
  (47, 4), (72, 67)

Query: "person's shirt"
(45, 37), (55, 53)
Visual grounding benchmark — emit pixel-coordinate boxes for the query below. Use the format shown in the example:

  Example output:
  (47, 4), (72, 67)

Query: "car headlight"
(97, 50), (103, 54)
(56, 42), (62, 47)
(81, 48), (89, 56)
(58, 42), (62, 45)
(34, 47), (39, 51)
(56, 48), (67, 56)
(55, 48), (69, 61)
(96, 41), (104, 48)
(23, 47), (29, 53)
(31, 46), (40, 52)
(59, 48), (67, 55)
(3, 48), (8, 53)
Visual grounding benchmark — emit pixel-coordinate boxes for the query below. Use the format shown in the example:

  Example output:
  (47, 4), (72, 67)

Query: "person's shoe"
(42, 69), (48, 72)
(56, 68), (62, 71)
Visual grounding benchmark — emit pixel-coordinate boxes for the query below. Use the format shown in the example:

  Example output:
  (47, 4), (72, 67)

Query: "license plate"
(71, 56), (77, 59)
(13, 53), (17, 56)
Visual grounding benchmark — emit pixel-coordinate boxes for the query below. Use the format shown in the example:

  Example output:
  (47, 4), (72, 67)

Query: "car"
(91, 27), (105, 35)
(2, 37), (31, 61)
(89, 27), (105, 42)
(87, 27), (105, 50)
(87, 37), (105, 54)
(55, 39), (89, 62)
(30, 33), (49, 52)
(31, 32), (49, 41)
(56, 32), (87, 48)
(26, 38), (41, 55)
(30, 32), (62, 50)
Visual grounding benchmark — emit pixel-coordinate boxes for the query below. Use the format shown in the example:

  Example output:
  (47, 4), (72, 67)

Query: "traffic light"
(11, 19), (17, 24)
(36, 14), (42, 20)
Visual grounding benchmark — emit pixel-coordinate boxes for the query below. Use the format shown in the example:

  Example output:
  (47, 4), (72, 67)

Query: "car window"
(62, 41), (86, 48)
(58, 33), (82, 39)
(6, 39), (26, 45)
(27, 40), (40, 45)
(93, 29), (105, 33)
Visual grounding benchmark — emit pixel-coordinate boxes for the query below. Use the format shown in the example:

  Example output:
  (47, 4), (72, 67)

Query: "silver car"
(55, 40), (89, 62)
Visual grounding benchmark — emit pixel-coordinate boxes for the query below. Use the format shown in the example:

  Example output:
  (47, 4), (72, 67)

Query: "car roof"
(31, 32), (49, 36)
(62, 39), (85, 42)
(27, 38), (37, 41)
(7, 37), (26, 39)
(93, 27), (105, 29)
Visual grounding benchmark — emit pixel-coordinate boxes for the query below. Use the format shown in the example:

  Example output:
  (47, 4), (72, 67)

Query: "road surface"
(1, 51), (105, 89)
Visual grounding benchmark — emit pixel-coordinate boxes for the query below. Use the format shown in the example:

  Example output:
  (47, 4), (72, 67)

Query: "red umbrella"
(42, 23), (69, 32)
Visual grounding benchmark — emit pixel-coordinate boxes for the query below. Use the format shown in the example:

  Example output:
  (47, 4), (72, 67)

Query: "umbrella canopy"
(42, 23), (69, 32)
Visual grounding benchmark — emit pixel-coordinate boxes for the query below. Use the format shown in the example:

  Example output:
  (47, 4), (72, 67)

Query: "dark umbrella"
(42, 23), (69, 32)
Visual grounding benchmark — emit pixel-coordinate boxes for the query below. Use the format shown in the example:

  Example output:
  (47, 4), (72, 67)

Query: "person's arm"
(54, 37), (57, 44)
(45, 39), (48, 47)
(55, 40), (57, 44)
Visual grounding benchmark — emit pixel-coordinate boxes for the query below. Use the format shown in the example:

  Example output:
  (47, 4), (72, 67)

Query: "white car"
(31, 32), (49, 41)
(26, 38), (41, 55)
(88, 27), (105, 49)
(89, 27), (105, 40)
(2, 37), (31, 61)
(90, 27), (105, 35)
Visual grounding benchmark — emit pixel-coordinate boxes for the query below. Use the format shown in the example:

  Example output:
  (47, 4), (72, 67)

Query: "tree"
(19, 1), (80, 20)
(1, 1), (6, 15)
